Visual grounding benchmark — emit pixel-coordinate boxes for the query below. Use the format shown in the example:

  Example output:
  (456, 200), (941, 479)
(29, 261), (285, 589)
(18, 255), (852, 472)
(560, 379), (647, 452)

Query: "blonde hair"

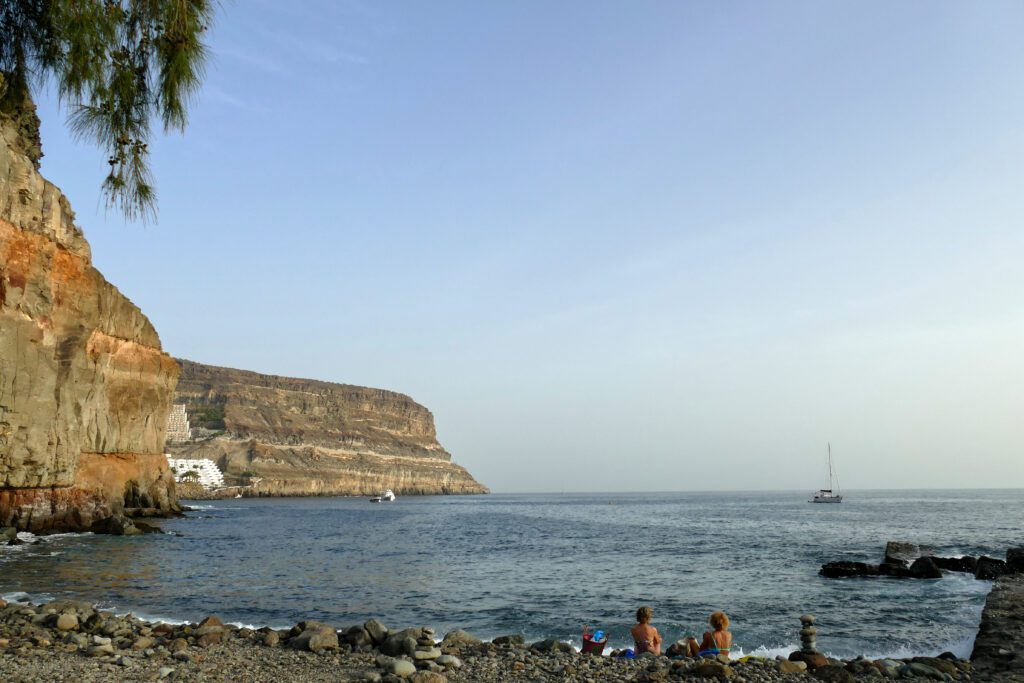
(709, 611), (730, 630)
(636, 606), (653, 623)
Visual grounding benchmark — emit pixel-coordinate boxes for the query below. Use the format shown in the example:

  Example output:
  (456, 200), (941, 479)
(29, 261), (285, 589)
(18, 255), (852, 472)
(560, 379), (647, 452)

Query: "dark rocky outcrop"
(0, 83), (181, 532)
(972, 574), (1024, 681)
(1006, 547), (1024, 574)
(932, 555), (978, 573)
(166, 360), (487, 496)
(819, 561), (879, 579)
(976, 556), (1008, 581)
(821, 541), (1005, 581)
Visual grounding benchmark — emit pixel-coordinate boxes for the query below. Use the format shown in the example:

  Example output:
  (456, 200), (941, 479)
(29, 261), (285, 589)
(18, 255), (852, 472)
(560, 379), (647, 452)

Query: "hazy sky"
(32, 1), (1023, 492)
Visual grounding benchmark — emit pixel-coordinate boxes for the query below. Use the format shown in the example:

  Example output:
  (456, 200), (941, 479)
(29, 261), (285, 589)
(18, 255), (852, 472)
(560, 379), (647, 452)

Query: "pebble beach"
(0, 594), (991, 683)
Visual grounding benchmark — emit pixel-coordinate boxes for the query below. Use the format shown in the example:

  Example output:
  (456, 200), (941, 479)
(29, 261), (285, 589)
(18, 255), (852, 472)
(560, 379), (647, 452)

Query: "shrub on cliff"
(0, 0), (214, 220)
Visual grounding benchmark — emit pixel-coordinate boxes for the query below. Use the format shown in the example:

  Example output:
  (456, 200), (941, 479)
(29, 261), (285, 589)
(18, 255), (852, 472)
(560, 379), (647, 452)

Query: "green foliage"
(189, 402), (225, 430)
(0, 0), (214, 220)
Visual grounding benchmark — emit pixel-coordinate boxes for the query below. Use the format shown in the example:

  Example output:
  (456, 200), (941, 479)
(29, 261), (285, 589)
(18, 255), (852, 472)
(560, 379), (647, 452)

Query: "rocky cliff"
(167, 359), (488, 496)
(0, 78), (181, 531)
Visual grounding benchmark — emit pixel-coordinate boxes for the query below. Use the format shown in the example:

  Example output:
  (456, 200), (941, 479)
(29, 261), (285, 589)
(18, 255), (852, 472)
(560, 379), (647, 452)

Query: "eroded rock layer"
(168, 359), (488, 496)
(0, 82), (180, 530)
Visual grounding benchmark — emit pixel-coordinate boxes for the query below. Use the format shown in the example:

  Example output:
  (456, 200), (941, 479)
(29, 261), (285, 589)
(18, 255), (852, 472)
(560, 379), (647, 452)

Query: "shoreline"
(0, 592), (987, 682)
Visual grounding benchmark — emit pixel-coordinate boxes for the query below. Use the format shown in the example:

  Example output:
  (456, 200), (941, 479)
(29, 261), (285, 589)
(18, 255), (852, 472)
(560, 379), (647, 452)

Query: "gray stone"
(290, 624), (339, 653)
(409, 673), (447, 683)
(492, 634), (525, 646)
(899, 662), (944, 680)
(440, 629), (481, 648)
(381, 634), (419, 657)
(435, 654), (462, 669)
(386, 658), (417, 678)
(413, 647), (442, 660)
(364, 619), (389, 644)
(55, 613), (78, 631)
(158, 667), (174, 679)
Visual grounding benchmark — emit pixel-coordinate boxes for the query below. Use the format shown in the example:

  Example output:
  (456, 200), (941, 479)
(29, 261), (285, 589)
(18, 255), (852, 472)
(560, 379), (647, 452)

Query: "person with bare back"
(631, 606), (663, 656)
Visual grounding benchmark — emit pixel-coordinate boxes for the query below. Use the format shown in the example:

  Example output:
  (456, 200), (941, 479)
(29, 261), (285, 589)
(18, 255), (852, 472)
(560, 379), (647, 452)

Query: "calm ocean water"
(2, 490), (1021, 659)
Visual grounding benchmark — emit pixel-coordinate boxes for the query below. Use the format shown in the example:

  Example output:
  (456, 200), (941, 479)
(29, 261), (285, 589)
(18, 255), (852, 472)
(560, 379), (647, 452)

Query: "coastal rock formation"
(167, 359), (487, 496)
(0, 81), (180, 531)
(972, 572), (1024, 681)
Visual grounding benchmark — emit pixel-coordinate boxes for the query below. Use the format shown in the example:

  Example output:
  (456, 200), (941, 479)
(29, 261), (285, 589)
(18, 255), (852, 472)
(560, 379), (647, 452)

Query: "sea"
(1, 490), (1021, 660)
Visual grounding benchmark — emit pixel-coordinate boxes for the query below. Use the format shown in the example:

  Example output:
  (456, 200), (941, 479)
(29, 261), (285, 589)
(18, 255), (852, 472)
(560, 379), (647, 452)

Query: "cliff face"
(0, 81), (181, 531)
(168, 359), (488, 496)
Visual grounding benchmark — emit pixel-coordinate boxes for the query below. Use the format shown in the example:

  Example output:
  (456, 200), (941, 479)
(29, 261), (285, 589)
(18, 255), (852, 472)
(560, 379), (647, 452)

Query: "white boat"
(370, 489), (396, 503)
(811, 443), (843, 503)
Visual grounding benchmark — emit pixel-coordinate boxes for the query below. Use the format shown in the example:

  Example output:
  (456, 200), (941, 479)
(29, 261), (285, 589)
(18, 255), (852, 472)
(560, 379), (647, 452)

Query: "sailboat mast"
(827, 442), (832, 491)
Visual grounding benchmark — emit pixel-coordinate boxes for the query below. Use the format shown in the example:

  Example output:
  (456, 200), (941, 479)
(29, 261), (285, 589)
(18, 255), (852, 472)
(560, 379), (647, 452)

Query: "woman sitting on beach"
(630, 606), (663, 656)
(685, 610), (732, 658)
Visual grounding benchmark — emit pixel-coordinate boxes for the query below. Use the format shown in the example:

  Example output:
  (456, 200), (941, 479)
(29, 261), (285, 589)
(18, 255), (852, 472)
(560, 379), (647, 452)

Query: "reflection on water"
(1, 490), (1019, 658)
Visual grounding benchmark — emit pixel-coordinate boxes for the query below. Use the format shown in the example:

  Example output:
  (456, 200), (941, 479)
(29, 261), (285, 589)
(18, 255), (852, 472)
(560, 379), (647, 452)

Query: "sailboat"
(811, 443), (843, 503)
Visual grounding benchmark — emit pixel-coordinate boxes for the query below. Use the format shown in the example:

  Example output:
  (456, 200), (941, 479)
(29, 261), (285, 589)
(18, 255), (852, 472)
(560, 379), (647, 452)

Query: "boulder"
(89, 515), (141, 536)
(131, 636), (155, 650)
(908, 556), (943, 579)
(194, 616), (224, 637)
(196, 632), (221, 647)
(435, 654), (462, 669)
(778, 660), (807, 674)
(262, 630), (279, 647)
(791, 651), (829, 670)
(131, 520), (163, 534)
(343, 625), (373, 649)
(364, 619), (389, 645)
(55, 613), (79, 631)
(692, 661), (733, 680)
(1007, 547), (1024, 574)
(932, 556), (978, 573)
(529, 638), (574, 653)
(820, 561), (879, 578)
(911, 656), (959, 675)
(381, 633), (419, 657)
(440, 629), (481, 648)
(381, 657), (416, 678)
(409, 673), (447, 683)
(884, 541), (935, 564)
(812, 664), (855, 682)
(878, 561), (911, 578)
(289, 623), (339, 653)
(413, 647), (442, 660)
(0, 527), (17, 543)
(900, 662), (945, 680)
(976, 556), (1008, 580)
(492, 634), (525, 646)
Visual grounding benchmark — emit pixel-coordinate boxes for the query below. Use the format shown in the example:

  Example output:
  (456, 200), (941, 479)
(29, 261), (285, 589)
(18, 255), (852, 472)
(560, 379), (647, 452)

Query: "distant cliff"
(167, 359), (488, 496)
(0, 80), (180, 531)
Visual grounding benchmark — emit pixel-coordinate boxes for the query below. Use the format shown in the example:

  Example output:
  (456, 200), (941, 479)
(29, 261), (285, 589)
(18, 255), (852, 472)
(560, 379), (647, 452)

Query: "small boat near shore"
(811, 443), (842, 504)
(370, 489), (396, 503)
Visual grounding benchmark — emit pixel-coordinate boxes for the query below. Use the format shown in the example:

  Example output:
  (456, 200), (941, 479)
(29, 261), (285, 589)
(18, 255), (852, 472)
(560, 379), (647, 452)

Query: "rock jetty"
(0, 597), (982, 682)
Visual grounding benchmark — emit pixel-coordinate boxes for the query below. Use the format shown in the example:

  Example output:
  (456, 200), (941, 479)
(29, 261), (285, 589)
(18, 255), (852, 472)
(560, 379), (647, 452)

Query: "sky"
(30, 1), (1024, 492)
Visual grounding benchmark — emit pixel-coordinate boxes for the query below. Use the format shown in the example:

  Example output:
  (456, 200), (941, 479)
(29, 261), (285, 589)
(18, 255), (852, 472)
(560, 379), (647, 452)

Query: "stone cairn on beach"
(799, 614), (818, 654)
